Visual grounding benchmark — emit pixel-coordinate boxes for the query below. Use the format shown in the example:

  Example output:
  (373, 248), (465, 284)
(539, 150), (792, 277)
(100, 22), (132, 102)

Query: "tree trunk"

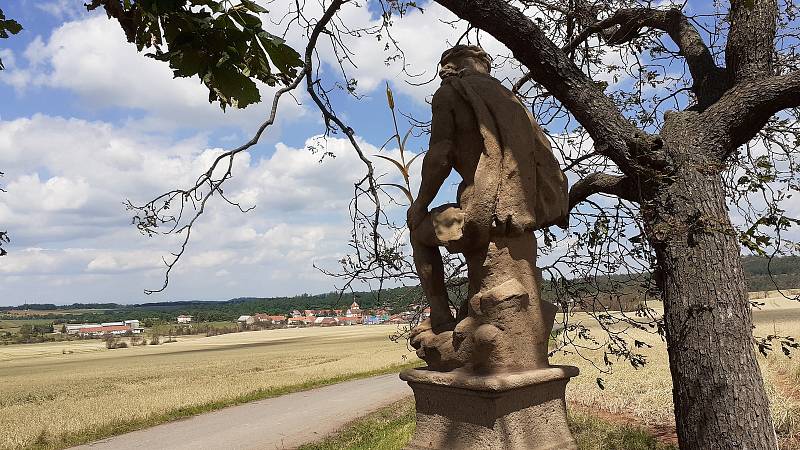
(644, 114), (778, 449)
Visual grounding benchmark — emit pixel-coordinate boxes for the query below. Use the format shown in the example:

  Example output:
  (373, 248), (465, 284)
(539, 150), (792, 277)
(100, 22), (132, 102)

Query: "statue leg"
(410, 214), (454, 328)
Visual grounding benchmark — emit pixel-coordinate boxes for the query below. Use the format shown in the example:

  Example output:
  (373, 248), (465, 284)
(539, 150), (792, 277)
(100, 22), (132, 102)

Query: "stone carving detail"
(401, 45), (578, 450)
(406, 45), (568, 374)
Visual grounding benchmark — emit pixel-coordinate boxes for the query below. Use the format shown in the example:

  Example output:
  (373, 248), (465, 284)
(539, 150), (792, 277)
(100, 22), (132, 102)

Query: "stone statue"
(400, 45), (579, 449)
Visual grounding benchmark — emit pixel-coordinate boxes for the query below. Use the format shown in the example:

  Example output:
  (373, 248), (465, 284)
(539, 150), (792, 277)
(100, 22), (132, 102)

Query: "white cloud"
(3, 15), (305, 133)
(34, 0), (85, 20)
(0, 112), (413, 304)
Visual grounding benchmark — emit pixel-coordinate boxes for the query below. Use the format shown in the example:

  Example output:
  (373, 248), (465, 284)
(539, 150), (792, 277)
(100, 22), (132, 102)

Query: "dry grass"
(0, 325), (416, 450)
(5, 296), (800, 449)
(551, 296), (800, 447)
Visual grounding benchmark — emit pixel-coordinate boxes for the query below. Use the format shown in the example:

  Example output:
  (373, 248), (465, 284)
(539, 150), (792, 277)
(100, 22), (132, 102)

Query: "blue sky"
(0, 1), (471, 305)
(0, 1), (757, 306)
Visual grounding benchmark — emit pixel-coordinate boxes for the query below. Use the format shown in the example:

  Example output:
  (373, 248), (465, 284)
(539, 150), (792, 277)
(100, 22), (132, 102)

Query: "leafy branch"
(85, 0), (303, 109)
(0, 8), (22, 71)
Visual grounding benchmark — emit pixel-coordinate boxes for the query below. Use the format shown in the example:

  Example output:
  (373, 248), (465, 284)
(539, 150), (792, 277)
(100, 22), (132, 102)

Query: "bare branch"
(704, 70), (800, 156)
(568, 173), (639, 211)
(564, 8), (727, 108)
(433, 0), (649, 175)
(127, 0), (353, 294)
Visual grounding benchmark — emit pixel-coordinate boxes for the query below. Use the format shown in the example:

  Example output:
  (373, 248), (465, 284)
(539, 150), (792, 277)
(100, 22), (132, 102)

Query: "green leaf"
(1, 19), (22, 35)
(0, 9), (22, 70)
(229, 10), (262, 29)
(240, 0), (268, 13)
(211, 68), (261, 108)
(259, 34), (302, 75)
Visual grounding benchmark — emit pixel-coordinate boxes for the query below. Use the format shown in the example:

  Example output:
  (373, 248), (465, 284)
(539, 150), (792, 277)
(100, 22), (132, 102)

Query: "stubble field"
(4, 296), (800, 450)
(552, 294), (800, 448)
(0, 325), (416, 450)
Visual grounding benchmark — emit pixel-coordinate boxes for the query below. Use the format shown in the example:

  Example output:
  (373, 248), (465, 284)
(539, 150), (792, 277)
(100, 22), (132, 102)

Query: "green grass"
(26, 361), (421, 450)
(300, 397), (416, 450)
(0, 319), (53, 333)
(570, 413), (676, 450)
(301, 400), (677, 450)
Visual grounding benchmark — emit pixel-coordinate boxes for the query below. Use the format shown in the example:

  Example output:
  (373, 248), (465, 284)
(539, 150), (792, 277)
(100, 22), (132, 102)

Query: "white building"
(237, 315), (255, 325)
(177, 315), (193, 324)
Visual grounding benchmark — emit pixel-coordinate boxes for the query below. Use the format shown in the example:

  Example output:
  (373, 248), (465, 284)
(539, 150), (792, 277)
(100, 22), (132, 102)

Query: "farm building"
(177, 315), (192, 324)
(287, 317), (315, 327)
(363, 315), (389, 325)
(254, 314), (287, 324)
(65, 322), (143, 336)
(237, 315), (255, 325)
(337, 316), (362, 326)
(76, 325), (138, 337)
(65, 324), (99, 334)
(314, 317), (339, 327)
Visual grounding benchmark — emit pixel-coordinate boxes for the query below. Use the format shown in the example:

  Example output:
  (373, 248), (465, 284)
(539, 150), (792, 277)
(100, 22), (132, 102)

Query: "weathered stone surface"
(406, 44), (570, 374)
(402, 367), (578, 450)
(403, 44), (577, 450)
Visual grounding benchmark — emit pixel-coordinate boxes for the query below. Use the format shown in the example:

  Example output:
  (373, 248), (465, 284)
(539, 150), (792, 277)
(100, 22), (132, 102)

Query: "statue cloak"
(443, 70), (568, 235)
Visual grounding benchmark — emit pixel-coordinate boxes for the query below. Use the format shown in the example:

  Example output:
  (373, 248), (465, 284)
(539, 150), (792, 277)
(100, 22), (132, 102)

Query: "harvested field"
(551, 296), (800, 448)
(0, 325), (416, 450)
(4, 295), (800, 449)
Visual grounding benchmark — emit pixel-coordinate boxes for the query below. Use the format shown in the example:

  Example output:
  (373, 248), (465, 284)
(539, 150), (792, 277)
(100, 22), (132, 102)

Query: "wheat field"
(0, 325), (415, 450)
(4, 299), (800, 450)
(552, 296), (800, 447)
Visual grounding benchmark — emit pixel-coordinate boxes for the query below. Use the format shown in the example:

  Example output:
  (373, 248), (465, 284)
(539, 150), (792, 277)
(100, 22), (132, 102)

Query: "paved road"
(71, 374), (411, 450)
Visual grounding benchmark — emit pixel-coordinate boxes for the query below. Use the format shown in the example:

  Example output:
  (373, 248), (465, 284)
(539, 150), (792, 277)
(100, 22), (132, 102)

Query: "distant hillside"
(4, 256), (798, 321)
(742, 256), (800, 292)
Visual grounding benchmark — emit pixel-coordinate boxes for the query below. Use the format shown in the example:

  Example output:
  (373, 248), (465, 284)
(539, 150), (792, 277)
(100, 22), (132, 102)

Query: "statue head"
(439, 45), (492, 79)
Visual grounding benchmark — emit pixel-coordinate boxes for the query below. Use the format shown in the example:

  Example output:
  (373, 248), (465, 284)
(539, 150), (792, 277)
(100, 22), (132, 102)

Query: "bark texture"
(645, 112), (778, 449)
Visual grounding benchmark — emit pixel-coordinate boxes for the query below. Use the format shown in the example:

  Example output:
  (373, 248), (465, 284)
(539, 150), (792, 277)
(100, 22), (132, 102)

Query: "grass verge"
(301, 399), (678, 450)
(27, 361), (421, 450)
(300, 397), (416, 450)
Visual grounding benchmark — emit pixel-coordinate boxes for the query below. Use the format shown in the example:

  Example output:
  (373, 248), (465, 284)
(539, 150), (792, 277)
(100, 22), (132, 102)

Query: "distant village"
(58, 301), (428, 339)
(187, 301), (423, 328)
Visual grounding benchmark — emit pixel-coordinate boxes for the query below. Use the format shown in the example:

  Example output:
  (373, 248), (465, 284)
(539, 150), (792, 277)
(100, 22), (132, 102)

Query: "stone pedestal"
(400, 365), (579, 450)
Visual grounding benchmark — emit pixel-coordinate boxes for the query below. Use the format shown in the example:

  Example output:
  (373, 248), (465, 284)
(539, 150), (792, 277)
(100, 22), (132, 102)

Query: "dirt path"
(70, 374), (411, 450)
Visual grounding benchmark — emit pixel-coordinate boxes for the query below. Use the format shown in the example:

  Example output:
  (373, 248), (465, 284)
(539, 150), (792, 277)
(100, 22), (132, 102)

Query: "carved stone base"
(400, 366), (579, 450)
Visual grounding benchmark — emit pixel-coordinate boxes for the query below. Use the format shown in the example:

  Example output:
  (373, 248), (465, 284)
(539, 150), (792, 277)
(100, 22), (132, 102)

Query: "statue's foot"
(410, 319), (466, 371)
(409, 318), (455, 343)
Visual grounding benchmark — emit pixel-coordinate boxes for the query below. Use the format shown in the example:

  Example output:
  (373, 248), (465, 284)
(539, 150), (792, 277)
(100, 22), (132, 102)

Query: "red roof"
(79, 325), (130, 333)
(288, 317), (315, 323)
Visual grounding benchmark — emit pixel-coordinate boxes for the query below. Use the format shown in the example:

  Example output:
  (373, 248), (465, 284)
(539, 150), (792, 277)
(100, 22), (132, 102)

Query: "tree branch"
(568, 173), (639, 211)
(433, 0), (649, 176)
(564, 8), (727, 108)
(703, 71), (800, 156)
(725, 0), (778, 84)
(85, 0), (137, 42)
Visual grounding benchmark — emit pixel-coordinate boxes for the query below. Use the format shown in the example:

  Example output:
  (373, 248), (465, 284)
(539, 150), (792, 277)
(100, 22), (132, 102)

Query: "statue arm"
(414, 89), (456, 210)
(407, 87), (456, 230)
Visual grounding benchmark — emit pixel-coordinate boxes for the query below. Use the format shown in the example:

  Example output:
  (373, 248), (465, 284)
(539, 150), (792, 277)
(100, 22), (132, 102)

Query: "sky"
(0, 0), (500, 305)
(0, 1), (784, 306)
